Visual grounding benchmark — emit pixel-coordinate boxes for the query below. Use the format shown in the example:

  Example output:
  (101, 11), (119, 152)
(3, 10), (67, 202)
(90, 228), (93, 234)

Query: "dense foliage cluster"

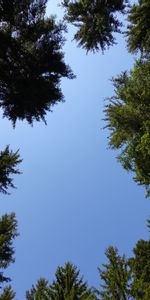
(127, 0), (150, 56)
(105, 59), (150, 196)
(62, 0), (128, 52)
(0, 0), (150, 298)
(98, 247), (131, 299)
(0, 146), (22, 194)
(130, 239), (150, 299)
(0, 286), (15, 300)
(98, 235), (150, 299)
(0, 0), (74, 125)
(0, 213), (18, 286)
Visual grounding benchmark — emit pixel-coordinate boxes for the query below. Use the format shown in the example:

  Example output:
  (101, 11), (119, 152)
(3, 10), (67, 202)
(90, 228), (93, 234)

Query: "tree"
(97, 246), (131, 300)
(0, 286), (15, 300)
(127, 0), (150, 56)
(0, 213), (18, 285)
(26, 278), (51, 300)
(26, 262), (95, 300)
(129, 239), (150, 299)
(0, 0), (74, 125)
(61, 0), (128, 52)
(0, 146), (22, 194)
(49, 262), (95, 300)
(104, 59), (150, 196)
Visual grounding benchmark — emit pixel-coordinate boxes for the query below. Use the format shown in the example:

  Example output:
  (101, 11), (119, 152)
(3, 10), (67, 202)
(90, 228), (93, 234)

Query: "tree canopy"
(0, 0), (150, 298)
(127, 0), (150, 56)
(26, 262), (95, 300)
(0, 0), (74, 125)
(105, 59), (150, 196)
(62, 0), (128, 52)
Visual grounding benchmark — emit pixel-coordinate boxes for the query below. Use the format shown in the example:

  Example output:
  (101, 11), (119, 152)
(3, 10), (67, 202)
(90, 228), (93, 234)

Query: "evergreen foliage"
(0, 286), (15, 300)
(49, 262), (94, 299)
(26, 262), (95, 300)
(105, 59), (150, 196)
(98, 246), (131, 299)
(0, 146), (22, 194)
(61, 0), (128, 52)
(0, 0), (74, 125)
(98, 220), (150, 299)
(127, 0), (150, 56)
(26, 278), (51, 300)
(0, 213), (18, 285)
(130, 239), (150, 299)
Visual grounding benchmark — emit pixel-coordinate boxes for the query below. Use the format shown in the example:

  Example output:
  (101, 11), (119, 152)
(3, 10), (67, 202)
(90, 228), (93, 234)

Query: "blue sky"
(1, 1), (150, 299)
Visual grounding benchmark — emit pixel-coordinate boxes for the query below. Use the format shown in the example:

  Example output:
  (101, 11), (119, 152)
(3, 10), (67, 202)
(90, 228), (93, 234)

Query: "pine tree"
(26, 262), (95, 300)
(0, 146), (22, 194)
(130, 239), (150, 299)
(127, 0), (150, 56)
(49, 262), (94, 300)
(26, 278), (51, 300)
(0, 0), (74, 125)
(0, 286), (15, 300)
(98, 247), (131, 300)
(105, 59), (150, 196)
(0, 213), (18, 285)
(61, 0), (128, 52)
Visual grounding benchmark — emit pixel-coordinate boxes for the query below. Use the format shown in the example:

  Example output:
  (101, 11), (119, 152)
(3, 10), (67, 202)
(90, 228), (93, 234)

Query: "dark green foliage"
(127, 0), (150, 56)
(0, 286), (15, 300)
(0, 213), (18, 285)
(0, 0), (74, 125)
(0, 146), (22, 194)
(26, 262), (95, 300)
(98, 246), (131, 299)
(61, 0), (128, 52)
(49, 262), (94, 299)
(105, 59), (150, 196)
(130, 239), (150, 299)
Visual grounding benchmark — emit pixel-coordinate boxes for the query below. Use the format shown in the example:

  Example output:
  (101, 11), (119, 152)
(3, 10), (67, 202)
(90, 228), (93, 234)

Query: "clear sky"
(1, 1), (150, 299)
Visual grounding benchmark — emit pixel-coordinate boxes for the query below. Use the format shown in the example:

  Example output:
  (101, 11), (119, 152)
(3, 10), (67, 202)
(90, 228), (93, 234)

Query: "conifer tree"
(26, 278), (50, 300)
(0, 0), (74, 125)
(127, 0), (150, 56)
(26, 262), (95, 300)
(0, 213), (18, 285)
(0, 146), (22, 194)
(0, 286), (15, 300)
(105, 59), (150, 196)
(98, 247), (131, 300)
(61, 0), (128, 52)
(130, 239), (150, 299)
